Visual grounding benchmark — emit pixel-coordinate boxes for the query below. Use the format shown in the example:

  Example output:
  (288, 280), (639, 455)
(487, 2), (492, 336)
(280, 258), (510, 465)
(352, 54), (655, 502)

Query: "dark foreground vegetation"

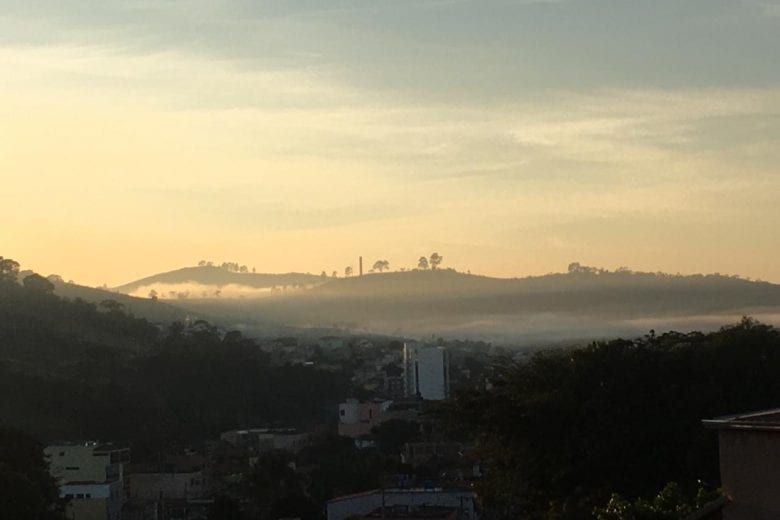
(0, 258), (349, 455)
(445, 317), (779, 518)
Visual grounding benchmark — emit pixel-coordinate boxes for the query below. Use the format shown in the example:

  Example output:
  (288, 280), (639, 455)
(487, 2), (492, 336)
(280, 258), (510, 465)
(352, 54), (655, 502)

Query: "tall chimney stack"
(359, 256), (363, 276)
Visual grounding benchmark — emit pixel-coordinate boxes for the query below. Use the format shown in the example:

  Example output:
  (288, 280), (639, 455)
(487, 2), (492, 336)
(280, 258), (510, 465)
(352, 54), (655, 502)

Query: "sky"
(1, 0), (779, 286)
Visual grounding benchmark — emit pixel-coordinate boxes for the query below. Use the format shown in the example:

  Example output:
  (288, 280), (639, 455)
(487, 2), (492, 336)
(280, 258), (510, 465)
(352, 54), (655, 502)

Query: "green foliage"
(594, 482), (720, 520)
(449, 318), (780, 517)
(0, 428), (67, 520)
(23, 274), (55, 294)
(0, 256), (20, 283)
(371, 419), (420, 455)
(0, 268), (350, 454)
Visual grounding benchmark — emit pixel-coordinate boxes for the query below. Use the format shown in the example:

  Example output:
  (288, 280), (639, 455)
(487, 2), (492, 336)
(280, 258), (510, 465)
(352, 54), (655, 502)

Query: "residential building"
(219, 428), (309, 453)
(326, 487), (476, 520)
(45, 442), (130, 520)
(126, 469), (210, 501)
(403, 343), (450, 400)
(338, 399), (392, 438)
(701, 407), (780, 519)
(401, 442), (463, 468)
(350, 506), (459, 519)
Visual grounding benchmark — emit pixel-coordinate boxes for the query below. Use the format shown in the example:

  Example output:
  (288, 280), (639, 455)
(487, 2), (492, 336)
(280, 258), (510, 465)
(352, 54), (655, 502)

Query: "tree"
(0, 428), (68, 519)
(148, 289), (158, 301)
(240, 265), (248, 273)
(371, 419), (420, 455)
(345, 266), (353, 277)
(332, 271), (338, 278)
(99, 299), (125, 313)
(417, 256), (429, 270)
(321, 271), (328, 279)
(373, 260), (390, 273)
(198, 260), (207, 266)
(429, 252), (443, 270)
(0, 256), (20, 283)
(22, 273), (55, 294)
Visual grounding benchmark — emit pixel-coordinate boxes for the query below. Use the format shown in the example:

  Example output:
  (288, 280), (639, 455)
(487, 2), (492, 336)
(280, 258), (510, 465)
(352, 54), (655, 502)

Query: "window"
(340, 409), (345, 416)
(65, 466), (80, 471)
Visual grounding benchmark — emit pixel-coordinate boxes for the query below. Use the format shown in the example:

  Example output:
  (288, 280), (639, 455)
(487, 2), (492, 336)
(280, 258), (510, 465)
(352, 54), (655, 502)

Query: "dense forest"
(0, 259), (350, 459)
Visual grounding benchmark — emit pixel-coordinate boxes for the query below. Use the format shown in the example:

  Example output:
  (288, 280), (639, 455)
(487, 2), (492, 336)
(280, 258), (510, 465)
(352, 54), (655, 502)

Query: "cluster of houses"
(42, 342), (479, 520)
(44, 404), (780, 520)
(46, 338), (780, 519)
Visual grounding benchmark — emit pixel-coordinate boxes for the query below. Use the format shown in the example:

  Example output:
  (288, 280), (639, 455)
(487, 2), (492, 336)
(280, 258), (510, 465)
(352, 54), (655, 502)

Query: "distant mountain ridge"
(112, 265), (780, 343)
(114, 265), (324, 294)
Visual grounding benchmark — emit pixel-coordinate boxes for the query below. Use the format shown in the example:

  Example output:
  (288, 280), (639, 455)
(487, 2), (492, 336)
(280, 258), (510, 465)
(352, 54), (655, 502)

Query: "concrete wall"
(46, 445), (112, 483)
(127, 471), (210, 500)
(327, 489), (476, 520)
(719, 429), (780, 519)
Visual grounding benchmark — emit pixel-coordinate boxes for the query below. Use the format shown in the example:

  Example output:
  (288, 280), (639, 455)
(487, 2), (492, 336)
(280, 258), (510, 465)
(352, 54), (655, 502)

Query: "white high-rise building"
(403, 343), (450, 400)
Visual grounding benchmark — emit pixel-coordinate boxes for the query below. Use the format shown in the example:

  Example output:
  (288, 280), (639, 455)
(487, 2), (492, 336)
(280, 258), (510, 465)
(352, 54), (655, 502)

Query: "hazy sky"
(2, 0), (779, 286)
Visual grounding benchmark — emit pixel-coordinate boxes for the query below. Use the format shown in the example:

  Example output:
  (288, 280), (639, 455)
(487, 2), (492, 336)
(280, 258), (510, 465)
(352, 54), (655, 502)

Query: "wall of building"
(327, 489), (476, 520)
(46, 445), (113, 483)
(338, 400), (392, 438)
(403, 344), (449, 401)
(719, 429), (780, 519)
(127, 471), (210, 501)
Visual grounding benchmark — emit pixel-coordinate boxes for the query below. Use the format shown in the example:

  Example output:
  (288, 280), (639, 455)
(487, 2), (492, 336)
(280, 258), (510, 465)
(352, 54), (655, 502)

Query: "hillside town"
(40, 339), (497, 520)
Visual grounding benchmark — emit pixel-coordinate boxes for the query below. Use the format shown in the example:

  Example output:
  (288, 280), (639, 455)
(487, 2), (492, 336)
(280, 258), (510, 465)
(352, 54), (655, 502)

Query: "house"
(219, 428), (309, 453)
(326, 487), (476, 520)
(349, 505), (459, 519)
(338, 399), (393, 438)
(700, 407), (780, 519)
(44, 442), (130, 520)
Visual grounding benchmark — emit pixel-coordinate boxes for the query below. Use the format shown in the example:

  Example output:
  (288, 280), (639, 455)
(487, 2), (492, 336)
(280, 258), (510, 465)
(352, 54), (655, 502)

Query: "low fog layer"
(111, 265), (780, 345)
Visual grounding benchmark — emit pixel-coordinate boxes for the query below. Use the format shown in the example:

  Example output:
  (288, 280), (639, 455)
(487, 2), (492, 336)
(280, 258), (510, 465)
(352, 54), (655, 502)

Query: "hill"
(114, 265), (323, 296)
(162, 267), (780, 343)
(51, 278), (191, 324)
(0, 266), (349, 448)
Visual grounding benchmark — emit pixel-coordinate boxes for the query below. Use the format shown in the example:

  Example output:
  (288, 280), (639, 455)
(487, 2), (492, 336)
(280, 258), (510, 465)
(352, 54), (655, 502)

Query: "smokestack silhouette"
(359, 256), (363, 276)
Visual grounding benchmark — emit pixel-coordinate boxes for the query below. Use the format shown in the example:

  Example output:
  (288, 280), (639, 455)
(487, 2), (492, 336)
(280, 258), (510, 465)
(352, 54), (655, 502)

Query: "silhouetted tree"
(22, 273), (55, 294)
(373, 260), (390, 272)
(0, 256), (20, 283)
(99, 299), (125, 313)
(345, 266), (353, 277)
(418, 256), (429, 270)
(429, 252), (443, 270)
(0, 428), (68, 519)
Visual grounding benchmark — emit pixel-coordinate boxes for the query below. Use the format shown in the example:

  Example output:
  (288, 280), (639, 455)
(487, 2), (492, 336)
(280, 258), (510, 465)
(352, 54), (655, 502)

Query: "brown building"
(702, 408), (780, 519)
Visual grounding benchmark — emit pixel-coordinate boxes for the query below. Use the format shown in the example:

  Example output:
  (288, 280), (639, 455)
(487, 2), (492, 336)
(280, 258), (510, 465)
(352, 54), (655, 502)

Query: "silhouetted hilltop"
(114, 265), (323, 295)
(310, 268), (780, 303)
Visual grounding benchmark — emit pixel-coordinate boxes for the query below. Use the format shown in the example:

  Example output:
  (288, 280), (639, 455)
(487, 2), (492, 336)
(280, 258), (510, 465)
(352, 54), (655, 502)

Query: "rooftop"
(702, 407), (780, 432)
(352, 507), (458, 519)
